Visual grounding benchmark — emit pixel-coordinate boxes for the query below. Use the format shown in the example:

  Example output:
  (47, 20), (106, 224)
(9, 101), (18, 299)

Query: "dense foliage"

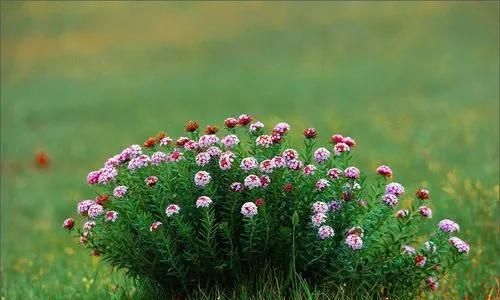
(63, 115), (469, 299)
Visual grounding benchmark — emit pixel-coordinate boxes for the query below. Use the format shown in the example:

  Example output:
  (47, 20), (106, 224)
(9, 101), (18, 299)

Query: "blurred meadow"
(1, 1), (499, 299)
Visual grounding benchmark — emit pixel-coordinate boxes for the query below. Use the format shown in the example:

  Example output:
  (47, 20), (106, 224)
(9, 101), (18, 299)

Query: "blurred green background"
(1, 2), (498, 299)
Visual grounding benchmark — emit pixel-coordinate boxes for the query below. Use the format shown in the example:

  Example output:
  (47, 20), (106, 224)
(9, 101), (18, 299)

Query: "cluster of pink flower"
(63, 114), (470, 293)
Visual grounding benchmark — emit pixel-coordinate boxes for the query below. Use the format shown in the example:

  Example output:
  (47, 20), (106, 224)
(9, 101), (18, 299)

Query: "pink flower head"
(128, 154), (150, 172)
(104, 156), (121, 168)
(196, 152), (211, 167)
(83, 220), (96, 231)
(77, 200), (95, 216)
(113, 185), (128, 198)
(303, 164), (316, 176)
(312, 201), (329, 214)
(344, 166), (360, 179)
(118, 144), (142, 162)
(249, 121), (264, 134)
(376, 165), (393, 178)
(198, 134), (219, 148)
(342, 136), (356, 147)
(282, 149), (299, 161)
(244, 174), (261, 189)
(145, 176), (159, 187)
(88, 204), (104, 219)
(240, 157), (258, 172)
(426, 277), (438, 292)
(318, 225), (335, 240)
(333, 142), (350, 156)
(105, 211), (118, 222)
(331, 134), (344, 144)
(272, 156), (287, 168)
(449, 237), (470, 254)
(438, 219), (460, 233)
(159, 137), (172, 146)
(224, 117), (239, 128)
(287, 159), (303, 171)
(184, 140), (199, 151)
(314, 147), (331, 164)
(241, 202), (258, 217)
(415, 255), (427, 267)
(219, 152), (235, 170)
(62, 218), (75, 230)
(87, 170), (101, 185)
(169, 150), (183, 162)
(221, 134), (240, 149)
(256, 135), (273, 148)
(196, 196), (213, 208)
(345, 234), (363, 250)
(382, 194), (399, 207)
(260, 175), (271, 188)
(98, 167), (118, 185)
(396, 209), (409, 218)
(385, 182), (405, 196)
(329, 200), (343, 212)
(206, 146), (222, 157)
(315, 179), (330, 192)
(230, 182), (244, 192)
(194, 171), (211, 187)
(273, 122), (290, 134)
(402, 245), (416, 256)
(419, 206), (432, 218)
(259, 159), (275, 173)
(238, 114), (252, 126)
(311, 213), (327, 227)
(151, 151), (167, 166)
(327, 168), (343, 180)
(165, 204), (180, 217)
(150, 221), (162, 232)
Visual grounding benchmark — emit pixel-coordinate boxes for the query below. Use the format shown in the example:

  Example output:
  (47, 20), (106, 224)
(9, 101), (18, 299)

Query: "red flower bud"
(224, 118), (238, 128)
(376, 165), (393, 178)
(205, 125), (219, 134)
(62, 218), (75, 230)
(238, 114), (252, 126)
(35, 151), (49, 168)
(283, 183), (293, 193)
(144, 137), (156, 148)
(303, 128), (318, 139)
(331, 134), (344, 144)
(96, 194), (109, 206)
(185, 121), (199, 132)
(255, 198), (265, 207)
(176, 137), (190, 147)
(415, 188), (430, 200)
(342, 136), (356, 147)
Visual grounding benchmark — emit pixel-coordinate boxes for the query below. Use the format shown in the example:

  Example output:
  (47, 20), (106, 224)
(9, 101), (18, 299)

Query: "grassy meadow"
(1, 2), (499, 299)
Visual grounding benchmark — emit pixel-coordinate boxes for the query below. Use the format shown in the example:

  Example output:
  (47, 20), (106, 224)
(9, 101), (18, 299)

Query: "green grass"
(1, 2), (499, 299)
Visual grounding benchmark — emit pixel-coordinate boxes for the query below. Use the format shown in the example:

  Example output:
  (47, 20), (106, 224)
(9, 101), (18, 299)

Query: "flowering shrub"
(63, 115), (469, 298)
